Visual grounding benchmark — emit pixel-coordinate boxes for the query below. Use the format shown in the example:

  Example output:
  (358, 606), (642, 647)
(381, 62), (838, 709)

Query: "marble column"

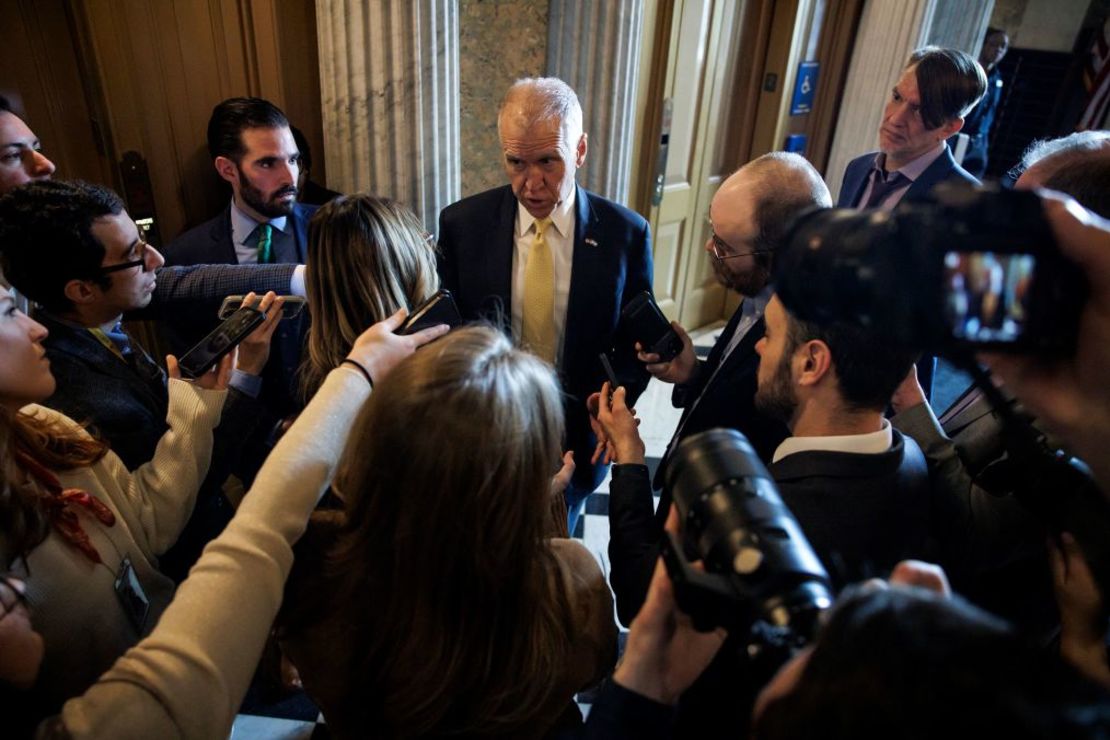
(315, 0), (460, 231)
(547, 0), (644, 204)
(926, 0), (994, 53)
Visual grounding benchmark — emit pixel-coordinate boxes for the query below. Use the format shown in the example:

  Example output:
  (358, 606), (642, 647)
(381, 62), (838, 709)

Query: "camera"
(774, 182), (1086, 354)
(662, 428), (833, 644)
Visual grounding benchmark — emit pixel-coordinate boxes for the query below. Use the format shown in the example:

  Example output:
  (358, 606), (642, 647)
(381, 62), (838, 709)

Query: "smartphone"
(620, 291), (683, 362)
(400, 289), (463, 335)
(218, 294), (306, 321)
(599, 352), (620, 388)
(179, 307), (266, 379)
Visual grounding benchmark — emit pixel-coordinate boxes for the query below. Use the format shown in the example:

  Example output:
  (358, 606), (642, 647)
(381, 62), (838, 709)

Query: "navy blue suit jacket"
(164, 202), (316, 265)
(836, 146), (980, 208)
(162, 203), (317, 416)
(437, 184), (653, 492)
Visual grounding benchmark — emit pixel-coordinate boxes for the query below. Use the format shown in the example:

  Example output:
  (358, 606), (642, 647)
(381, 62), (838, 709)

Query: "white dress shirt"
(511, 190), (576, 366)
(772, 418), (893, 463)
(229, 200), (289, 265)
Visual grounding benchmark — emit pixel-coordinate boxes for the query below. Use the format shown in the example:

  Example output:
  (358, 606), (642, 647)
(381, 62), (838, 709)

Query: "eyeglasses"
(100, 238), (154, 274)
(707, 219), (774, 261)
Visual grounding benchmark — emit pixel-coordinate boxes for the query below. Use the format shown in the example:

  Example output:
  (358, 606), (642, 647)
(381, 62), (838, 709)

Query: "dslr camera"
(773, 182), (1086, 354)
(662, 428), (833, 648)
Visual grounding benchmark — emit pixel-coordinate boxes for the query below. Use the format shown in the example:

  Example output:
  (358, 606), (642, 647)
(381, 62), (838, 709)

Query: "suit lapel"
(905, 147), (956, 201)
(211, 206), (238, 264)
(39, 315), (166, 405)
(843, 157), (873, 208)
(486, 187), (516, 330)
(702, 302), (747, 372)
(563, 185), (600, 361)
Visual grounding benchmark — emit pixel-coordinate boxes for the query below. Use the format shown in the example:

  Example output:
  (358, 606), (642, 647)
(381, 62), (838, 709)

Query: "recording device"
(775, 183), (1110, 598)
(774, 182), (1086, 354)
(400, 289), (463, 335)
(662, 428), (833, 645)
(178, 307), (266, 379)
(218, 294), (306, 321)
(620, 291), (684, 362)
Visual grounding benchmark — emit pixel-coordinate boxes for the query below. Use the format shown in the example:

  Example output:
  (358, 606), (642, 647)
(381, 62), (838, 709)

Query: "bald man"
(437, 77), (654, 530)
(609, 151), (832, 626)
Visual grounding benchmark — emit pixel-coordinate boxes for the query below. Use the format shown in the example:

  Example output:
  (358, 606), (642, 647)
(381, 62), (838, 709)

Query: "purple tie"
(863, 169), (909, 208)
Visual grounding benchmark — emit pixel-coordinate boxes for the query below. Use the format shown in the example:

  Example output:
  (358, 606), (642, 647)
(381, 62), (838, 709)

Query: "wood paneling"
(4, 0), (325, 243)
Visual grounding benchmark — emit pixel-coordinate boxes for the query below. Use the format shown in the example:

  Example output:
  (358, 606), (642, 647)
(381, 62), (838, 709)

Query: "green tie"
(255, 223), (273, 264)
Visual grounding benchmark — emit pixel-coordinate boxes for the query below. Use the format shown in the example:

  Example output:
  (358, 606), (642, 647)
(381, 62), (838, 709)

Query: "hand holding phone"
(178, 307), (266, 379)
(219, 294), (306, 320)
(621, 292), (684, 362)
(400, 289), (463, 335)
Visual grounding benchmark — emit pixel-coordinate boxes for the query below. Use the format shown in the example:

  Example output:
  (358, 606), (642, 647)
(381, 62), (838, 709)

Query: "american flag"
(1078, 17), (1110, 130)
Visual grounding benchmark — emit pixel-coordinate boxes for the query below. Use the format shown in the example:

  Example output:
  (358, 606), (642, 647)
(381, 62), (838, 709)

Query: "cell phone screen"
(943, 250), (1036, 343)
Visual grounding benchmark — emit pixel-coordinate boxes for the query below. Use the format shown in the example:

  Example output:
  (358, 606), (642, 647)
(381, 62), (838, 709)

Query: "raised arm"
(53, 312), (449, 740)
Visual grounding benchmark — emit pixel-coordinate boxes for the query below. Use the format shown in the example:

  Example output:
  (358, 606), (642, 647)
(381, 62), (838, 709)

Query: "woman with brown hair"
(0, 286), (250, 731)
(300, 193), (440, 399)
(279, 325), (617, 738)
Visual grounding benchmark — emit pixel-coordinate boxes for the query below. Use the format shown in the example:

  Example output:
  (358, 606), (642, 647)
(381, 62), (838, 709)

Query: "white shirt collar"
(515, 187), (577, 239)
(230, 199), (289, 247)
(772, 418), (893, 463)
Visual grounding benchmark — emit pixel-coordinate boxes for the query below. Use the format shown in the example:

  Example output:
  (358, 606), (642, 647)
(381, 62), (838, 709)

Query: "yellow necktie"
(521, 217), (556, 362)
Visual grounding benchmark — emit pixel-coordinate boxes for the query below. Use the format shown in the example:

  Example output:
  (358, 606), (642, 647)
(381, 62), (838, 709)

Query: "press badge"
(115, 556), (150, 633)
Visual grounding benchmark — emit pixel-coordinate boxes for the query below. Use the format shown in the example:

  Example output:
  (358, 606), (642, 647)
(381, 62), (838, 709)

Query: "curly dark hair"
(0, 180), (124, 312)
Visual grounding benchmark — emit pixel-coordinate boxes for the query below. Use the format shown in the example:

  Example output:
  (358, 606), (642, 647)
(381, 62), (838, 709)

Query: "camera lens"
(666, 429), (832, 639)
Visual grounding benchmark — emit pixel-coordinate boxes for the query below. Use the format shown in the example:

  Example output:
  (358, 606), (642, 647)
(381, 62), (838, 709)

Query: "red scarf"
(15, 449), (116, 563)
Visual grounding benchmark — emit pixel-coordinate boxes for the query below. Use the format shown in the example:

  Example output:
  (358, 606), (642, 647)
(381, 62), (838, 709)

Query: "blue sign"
(784, 134), (808, 154)
(790, 61), (820, 115)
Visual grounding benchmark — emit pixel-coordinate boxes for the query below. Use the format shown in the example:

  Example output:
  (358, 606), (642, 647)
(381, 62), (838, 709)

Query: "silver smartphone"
(218, 294), (306, 321)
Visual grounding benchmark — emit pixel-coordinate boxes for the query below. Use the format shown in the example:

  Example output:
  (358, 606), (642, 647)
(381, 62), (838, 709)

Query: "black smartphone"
(599, 352), (620, 388)
(178, 307), (266, 379)
(400, 289), (463, 335)
(218, 294), (306, 320)
(620, 291), (683, 361)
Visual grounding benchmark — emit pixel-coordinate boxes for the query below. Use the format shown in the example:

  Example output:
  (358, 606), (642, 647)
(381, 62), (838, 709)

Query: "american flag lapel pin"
(584, 237), (599, 247)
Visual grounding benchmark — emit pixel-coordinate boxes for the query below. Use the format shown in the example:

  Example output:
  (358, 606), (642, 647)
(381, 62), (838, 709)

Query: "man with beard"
(754, 294), (930, 588)
(605, 152), (828, 627)
(164, 97), (315, 420)
(593, 290), (931, 734)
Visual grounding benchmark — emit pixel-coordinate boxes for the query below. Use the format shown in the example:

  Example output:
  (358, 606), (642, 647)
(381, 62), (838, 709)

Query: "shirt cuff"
(612, 463), (650, 479)
(229, 369), (263, 398)
(290, 264), (306, 297)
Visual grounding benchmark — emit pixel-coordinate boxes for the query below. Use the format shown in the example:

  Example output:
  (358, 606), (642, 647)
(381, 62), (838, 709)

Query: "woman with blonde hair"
(300, 194), (440, 398)
(279, 326), (617, 738)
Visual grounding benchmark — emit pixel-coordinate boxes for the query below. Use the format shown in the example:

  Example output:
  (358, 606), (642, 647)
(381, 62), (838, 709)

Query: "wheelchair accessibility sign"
(790, 61), (820, 115)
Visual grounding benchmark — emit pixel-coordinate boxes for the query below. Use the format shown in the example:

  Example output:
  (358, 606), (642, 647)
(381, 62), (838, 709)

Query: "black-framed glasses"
(707, 220), (773, 261)
(100, 239), (154, 274)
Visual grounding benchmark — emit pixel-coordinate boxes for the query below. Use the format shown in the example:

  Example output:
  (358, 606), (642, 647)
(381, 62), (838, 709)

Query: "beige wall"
(991, 0), (1088, 52)
(458, 0), (549, 197)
